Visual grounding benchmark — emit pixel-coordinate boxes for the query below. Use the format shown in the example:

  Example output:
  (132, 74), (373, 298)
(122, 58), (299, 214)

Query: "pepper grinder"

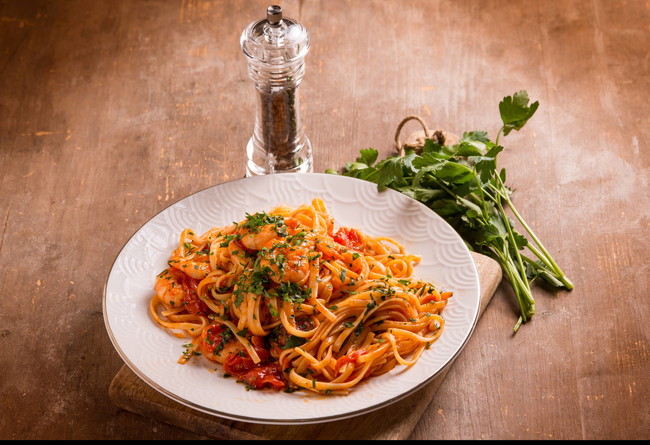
(240, 5), (313, 176)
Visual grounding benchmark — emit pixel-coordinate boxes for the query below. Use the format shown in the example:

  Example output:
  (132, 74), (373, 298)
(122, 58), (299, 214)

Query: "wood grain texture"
(0, 0), (648, 440)
(107, 252), (502, 440)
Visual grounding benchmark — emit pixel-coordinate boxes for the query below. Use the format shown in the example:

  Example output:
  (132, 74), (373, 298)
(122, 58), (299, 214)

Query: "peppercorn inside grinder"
(240, 5), (313, 176)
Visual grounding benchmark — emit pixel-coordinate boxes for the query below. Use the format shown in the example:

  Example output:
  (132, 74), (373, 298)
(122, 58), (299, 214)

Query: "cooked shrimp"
(169, 256), (211, 280)
(154, 268), (186, 309)
(259, 245), (310, 284)
(239, 224), (281, 251)
(200, 323), (244, 364)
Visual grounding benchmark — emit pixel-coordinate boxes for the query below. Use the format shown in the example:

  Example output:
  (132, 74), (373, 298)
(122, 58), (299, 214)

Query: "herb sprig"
(329, 91), (573, 331)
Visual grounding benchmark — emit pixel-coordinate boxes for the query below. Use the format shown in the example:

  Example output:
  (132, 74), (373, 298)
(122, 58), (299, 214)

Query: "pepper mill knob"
(266, 5), (282, 25)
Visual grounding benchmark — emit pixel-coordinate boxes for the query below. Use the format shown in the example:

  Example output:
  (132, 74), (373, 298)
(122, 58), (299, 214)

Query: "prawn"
(200, 323), (245, 364)
(168, 256), (211, 280)
(259, 245), (311, 284)
(154, 268), (186, 309)
(239, 224), (282, 251)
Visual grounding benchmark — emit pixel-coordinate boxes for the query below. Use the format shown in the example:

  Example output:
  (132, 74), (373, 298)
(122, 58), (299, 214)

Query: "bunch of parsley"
(328, 91), (573, 331)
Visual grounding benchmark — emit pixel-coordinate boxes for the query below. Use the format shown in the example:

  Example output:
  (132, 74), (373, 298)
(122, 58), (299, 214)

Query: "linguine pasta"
(149, 198), (452, 394)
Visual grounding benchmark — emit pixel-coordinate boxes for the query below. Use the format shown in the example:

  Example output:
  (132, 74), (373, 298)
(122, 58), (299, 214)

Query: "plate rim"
(102, 172), (481, 425)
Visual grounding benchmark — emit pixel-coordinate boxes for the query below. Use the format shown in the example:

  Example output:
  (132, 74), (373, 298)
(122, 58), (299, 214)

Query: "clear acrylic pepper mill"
(240, 5), (313, 176)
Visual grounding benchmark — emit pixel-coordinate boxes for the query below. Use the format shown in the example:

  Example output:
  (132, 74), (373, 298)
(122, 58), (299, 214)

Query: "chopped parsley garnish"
(219, 233), (240, 247)
(286, 230), (307, 246)
(241, 212), (285, 234)
(283, 335), (307, 349)
(274, 281), (311, 305)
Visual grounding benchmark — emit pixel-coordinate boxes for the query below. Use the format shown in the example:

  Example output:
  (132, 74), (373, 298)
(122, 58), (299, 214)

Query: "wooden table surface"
(1, 0), (648, 440)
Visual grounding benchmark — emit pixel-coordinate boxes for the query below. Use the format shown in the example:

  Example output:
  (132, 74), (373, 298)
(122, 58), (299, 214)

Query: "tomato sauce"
(202, 324), (288, 391)
(180, 273), (209, 315)
(334, 349), (367, 372)
(224, 337), (287, 391)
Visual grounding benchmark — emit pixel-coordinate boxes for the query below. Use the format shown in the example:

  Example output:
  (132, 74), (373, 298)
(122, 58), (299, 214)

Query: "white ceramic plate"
(103, 173), (480, 425)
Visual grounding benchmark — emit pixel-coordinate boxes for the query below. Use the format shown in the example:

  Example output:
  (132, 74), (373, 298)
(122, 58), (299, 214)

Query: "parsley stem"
(495, 174), (574, 290)
(495, 127), (504, 147)
(525, 243), (573, 289)
(495, 195), (529, 288)
(494, 247), (535, 331)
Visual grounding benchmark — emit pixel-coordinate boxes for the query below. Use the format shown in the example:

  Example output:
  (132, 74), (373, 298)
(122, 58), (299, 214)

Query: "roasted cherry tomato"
(332, 227), (363, 249)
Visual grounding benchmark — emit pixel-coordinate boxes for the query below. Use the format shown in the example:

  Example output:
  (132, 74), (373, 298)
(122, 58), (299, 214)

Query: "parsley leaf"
(498, 90), (539, 136)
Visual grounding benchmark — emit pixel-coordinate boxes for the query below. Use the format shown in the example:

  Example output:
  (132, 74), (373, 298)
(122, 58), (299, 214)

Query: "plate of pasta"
(103, 172), (480, 424)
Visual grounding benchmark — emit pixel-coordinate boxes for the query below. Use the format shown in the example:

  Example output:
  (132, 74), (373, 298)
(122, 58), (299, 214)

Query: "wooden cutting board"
(109, 251), (502, 440)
